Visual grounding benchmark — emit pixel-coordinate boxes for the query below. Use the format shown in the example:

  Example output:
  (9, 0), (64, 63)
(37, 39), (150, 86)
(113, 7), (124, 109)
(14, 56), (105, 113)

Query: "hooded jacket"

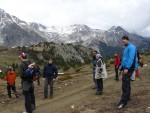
(5, 70), (16, 86)
(114, 54), (120, 67)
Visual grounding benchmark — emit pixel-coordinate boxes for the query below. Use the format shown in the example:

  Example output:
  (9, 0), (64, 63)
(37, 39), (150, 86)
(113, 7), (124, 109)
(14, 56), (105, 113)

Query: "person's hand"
(43, 78), (45, 81)
(123, 69), (128, 74)
(119, 71), (121, 75)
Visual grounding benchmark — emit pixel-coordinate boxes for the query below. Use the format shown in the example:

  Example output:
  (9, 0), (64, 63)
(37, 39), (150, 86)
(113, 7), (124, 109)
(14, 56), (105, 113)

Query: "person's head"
(122, 36), (129, 46)
(92, 50), (97, 57)
(114, 53), (118, 57)
(96, 54), (102, 60)
(48, 58), (53, 64)
(19, 52), (28, 61)
(7, 66), (13, 71)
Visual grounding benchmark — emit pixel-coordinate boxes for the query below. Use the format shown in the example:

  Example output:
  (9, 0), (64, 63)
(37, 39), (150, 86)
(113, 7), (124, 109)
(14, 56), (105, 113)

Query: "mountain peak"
(109, 26), (125, 32)
(0, 8), (5, 13)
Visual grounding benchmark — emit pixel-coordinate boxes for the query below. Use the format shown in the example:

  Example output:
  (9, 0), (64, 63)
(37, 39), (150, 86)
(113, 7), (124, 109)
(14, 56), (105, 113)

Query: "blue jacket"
(120, 43), (138, 71)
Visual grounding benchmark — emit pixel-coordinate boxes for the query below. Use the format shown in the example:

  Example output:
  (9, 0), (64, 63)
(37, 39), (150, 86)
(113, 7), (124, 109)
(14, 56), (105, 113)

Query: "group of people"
(4, 53), (58, 113)
(92, 35), (142, 109)
(4, 35), (143, 112)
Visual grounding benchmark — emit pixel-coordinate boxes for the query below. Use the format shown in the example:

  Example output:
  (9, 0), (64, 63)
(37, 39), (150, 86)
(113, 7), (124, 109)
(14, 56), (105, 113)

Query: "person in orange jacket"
(5, 66), (18, 98)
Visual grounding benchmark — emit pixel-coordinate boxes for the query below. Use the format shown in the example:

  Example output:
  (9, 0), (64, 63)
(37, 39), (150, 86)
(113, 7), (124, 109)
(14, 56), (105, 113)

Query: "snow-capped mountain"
(0, 8), (150, 56)
(0, 9), (46, 47)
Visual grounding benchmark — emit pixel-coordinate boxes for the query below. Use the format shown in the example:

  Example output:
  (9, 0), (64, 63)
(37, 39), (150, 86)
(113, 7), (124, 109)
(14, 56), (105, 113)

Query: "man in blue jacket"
(43, 58), (58, 99)
(118, 36), (138, 109)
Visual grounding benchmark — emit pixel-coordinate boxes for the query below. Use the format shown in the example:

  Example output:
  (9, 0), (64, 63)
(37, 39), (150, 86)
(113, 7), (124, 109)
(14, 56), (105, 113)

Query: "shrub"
(110, 60), (114, 64)
(75, 68), (80, 72)
(106, 63), (110, 68)
(58, 75), (72, 81)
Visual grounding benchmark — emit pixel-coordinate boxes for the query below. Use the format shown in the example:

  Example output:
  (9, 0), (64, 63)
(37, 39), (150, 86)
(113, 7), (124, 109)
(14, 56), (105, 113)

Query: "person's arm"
(97, 60), (103, 73)
(43, 65), (46, 78)
(4, 73), (8, 81)
(18, 64), (24, 79)
(53, 65), (58, 79)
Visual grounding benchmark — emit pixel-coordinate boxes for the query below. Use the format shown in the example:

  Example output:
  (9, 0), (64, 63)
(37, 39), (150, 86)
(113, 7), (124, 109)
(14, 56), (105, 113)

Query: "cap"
(19, 52), (27, 59)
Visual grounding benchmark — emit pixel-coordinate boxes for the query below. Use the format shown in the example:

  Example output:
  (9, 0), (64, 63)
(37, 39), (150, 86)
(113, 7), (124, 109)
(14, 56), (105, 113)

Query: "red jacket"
(114, 55), (120, 67)
(5, 70), (16, 86)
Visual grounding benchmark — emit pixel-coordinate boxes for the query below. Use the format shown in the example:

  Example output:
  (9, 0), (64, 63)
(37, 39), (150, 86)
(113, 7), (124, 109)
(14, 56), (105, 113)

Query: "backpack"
(23, 62), (38, 81)
(95, 58), (107, 79)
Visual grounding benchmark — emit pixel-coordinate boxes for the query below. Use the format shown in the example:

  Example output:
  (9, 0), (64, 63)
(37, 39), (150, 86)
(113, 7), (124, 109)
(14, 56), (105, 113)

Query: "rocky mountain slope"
(0, 8), (150, 56)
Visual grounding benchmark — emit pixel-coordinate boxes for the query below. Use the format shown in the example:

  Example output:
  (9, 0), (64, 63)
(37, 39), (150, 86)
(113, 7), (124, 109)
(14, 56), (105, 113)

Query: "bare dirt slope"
(0, 64), (150, 113)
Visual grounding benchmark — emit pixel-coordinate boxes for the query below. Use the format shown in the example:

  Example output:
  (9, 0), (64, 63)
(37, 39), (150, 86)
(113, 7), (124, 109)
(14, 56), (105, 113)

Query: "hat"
(8, 66), (13, 70)
(122, 36), (129, 40)
(19, 52), (27, 59)
(96, 54), (102, 58)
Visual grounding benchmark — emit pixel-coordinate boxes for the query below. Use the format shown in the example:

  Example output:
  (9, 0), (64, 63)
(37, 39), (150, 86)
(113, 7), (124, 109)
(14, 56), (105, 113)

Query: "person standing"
(91, 50), (97, 89)
(95, 54), (104, 95)
(18, 52), (36, 113)
(5, 66), (18, 98)
(118, 36), (138, 109)
(43, 58), (58, 99)
(114, 53), (120, 81)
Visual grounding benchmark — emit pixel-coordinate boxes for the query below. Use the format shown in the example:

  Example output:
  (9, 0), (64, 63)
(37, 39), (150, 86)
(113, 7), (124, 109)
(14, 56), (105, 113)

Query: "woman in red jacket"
(5, 66), (18, 98)
(114, 53), (120, 81)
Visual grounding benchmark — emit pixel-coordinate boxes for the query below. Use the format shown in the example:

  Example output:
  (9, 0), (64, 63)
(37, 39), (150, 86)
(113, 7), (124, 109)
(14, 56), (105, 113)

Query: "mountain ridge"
(0, 8), (150, 56)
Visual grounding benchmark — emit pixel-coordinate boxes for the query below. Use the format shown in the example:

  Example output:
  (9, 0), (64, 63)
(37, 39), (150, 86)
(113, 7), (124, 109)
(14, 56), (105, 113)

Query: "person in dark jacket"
(43, 58), (58, 99)
(91, 50), (97, 89)
(18, 52), (36, 113)
(118, 36), (138, 109)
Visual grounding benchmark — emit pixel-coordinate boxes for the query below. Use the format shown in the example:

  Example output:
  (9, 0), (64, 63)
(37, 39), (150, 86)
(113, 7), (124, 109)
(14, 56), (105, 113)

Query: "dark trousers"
(37, 76), (40, 85)
(23, 85), (35, 113)
(115, 66), (119, 80)
(119, 70), (134, 105)
(7, 83), (18, 98)
(44, 78), (54, 97)
(96, 78), (103, 92)
(93, 70), (97, 88)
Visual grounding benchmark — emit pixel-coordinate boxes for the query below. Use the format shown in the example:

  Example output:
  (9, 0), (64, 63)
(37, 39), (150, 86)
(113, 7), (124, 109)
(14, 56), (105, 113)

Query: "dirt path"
(0, 64), (149, 113)
(0, 72), (114, 113)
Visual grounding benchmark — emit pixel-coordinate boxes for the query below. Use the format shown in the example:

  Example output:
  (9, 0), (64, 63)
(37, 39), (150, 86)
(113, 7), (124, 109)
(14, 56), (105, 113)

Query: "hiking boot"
(92, 87), (96, 89)
(23, 111), (28, 113)
(117, 103), (126, 109)
(16, 95), (18, 98)
(116, 79), (119, 82)
(95, 91), (102, 95)
(49, 95), (53, 99)
(43, 96), (47, 99)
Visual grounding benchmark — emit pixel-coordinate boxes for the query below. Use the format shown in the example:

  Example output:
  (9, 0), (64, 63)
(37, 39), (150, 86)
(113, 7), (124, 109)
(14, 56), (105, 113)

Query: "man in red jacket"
(114, 53), (120, 81)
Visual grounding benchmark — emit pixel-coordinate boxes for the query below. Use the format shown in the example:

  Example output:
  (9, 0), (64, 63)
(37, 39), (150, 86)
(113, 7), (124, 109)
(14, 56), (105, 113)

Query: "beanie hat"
(8, 66), (13, 71)
(19, 52), (27, 59)
(122, 36), (129, 40)
(96, 54), (102, 59)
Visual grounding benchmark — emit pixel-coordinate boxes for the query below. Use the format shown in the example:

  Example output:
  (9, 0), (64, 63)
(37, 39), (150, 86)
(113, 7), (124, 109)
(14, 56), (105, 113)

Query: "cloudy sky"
(0, 0), (150, 37)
